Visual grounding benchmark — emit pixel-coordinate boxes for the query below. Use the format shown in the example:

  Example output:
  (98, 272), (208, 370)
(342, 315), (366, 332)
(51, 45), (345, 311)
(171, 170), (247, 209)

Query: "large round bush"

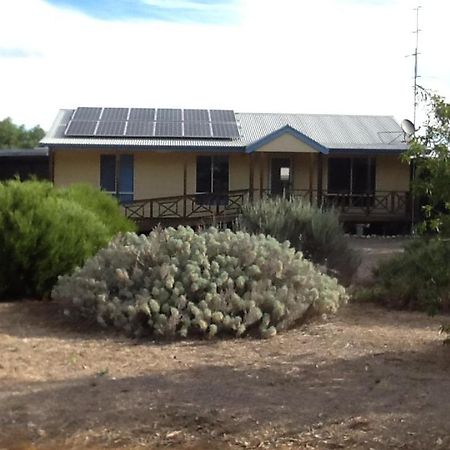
(53, 226), (348, 338)
(0, 180), (135, 299)
(60, 183), (135, 237)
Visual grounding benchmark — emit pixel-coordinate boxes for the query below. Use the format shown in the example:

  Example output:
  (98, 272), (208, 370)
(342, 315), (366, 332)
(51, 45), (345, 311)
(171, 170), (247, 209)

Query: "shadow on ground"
(2, 342), (450, 449)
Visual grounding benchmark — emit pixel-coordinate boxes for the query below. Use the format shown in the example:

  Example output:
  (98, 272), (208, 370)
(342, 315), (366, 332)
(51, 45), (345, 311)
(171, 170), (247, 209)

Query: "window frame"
(100, 154), (134, 203)
(327, 156), (376, 195)
(195, 155), (229, 205)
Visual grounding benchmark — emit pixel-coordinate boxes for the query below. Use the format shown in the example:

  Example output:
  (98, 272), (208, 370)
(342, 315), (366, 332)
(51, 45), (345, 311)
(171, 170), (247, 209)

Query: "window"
(327, 157), (376, 207)
(196, 155), (229, 204)
(328, 157), (375, 194)
(100, 154), (134, 203)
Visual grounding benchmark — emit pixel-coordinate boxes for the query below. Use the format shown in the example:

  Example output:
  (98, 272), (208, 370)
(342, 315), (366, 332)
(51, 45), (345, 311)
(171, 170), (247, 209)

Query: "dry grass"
(1, 299), (450, 450)
(1, 237), (449, 450)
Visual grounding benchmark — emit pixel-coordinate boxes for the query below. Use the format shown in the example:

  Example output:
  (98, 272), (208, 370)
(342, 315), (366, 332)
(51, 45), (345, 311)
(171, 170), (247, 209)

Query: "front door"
(270, 157), (291, 196)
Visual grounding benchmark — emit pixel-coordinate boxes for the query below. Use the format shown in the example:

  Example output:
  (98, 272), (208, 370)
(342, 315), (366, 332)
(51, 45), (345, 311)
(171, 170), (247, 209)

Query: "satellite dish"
(401, 119), (416, 137)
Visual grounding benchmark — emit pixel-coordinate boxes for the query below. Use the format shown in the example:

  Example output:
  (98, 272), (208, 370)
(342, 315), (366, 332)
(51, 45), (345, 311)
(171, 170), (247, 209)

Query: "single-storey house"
(41, 107), (412, 232)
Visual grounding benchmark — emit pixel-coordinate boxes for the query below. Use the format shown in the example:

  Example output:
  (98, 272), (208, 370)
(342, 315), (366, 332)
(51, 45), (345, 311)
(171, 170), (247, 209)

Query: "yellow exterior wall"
(255, 133), (320, 153)
(54, 150), (99, 188)
(53, 150), (409, 202)
(376, 155), (410, 191)
(134, 152), (196, 199)
(229, 154), (250, 191)
(293, 153), (317, 190)
(253, 153), (269, 192)
(53, 150), (251, 198)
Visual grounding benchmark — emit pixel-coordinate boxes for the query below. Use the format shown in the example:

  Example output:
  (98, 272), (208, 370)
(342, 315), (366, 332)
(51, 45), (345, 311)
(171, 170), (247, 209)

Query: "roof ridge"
(236, 112), (396, 119)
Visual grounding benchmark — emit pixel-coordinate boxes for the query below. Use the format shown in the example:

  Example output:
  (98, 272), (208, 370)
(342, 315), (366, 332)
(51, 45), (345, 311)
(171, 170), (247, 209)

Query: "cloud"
(43, 0), (238, 23)
(0, 47), (41, 58)
(0, 0), (448, 130)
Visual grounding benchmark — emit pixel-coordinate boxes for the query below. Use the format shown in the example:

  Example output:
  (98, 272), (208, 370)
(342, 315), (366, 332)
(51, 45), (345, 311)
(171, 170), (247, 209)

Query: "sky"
(0, 0), (449, 131)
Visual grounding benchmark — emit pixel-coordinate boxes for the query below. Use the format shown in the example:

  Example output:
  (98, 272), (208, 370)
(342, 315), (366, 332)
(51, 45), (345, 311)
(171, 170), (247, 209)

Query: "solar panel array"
(64, 107), (240, 139)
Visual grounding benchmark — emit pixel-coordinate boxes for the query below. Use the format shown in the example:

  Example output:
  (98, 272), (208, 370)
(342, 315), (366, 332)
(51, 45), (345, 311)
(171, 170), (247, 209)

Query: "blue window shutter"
(118, 154), (134, 202)
(100, 155), (116, 193)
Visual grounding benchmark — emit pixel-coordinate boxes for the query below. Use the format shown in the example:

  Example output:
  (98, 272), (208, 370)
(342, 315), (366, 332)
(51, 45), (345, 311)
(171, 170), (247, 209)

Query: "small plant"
(0, 180), (135, 299)
(53, 226), (348, 339)
(237, 197), (360, 284)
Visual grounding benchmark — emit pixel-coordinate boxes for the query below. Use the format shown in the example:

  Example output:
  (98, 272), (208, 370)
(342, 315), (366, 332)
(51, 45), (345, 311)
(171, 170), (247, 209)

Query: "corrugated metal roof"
(41, 108), (408, 153)
(0, 148), (49, 157)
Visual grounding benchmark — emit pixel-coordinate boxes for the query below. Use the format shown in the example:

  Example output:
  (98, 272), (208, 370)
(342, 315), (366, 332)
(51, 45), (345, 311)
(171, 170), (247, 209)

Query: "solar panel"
(66, 107), (240, 139)
(72, 107), (102, 121)
(101, 108), (129, 121)
(95, 121), (126, 136)
(129, 108), (155, 121)
(184, 122), (212, 138)
(125, 121), (155, 137)
(155, 122), (183, 137)
(184, 109), (209, 122)
(210, 110), (235, 122)
(212, 122), (240, 139)
(157, 108), (182, 122)
(65, 120), (98, 136)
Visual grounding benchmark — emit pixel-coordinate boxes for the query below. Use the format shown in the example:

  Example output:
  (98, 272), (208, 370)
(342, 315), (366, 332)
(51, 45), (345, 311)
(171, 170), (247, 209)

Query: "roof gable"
(246, 125), (329, 154)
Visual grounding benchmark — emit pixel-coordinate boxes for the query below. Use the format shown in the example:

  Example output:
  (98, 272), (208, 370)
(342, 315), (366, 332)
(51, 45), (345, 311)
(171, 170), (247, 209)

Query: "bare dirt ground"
(1, 238), (450, 450)
(348, 237), (408, 285)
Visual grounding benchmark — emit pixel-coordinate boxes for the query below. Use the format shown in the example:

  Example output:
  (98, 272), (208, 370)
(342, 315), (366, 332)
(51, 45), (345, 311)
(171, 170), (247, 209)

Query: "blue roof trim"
(47, 143), (246, 153)
(329, 148), (407, 155)
(246, 125), (329, 154)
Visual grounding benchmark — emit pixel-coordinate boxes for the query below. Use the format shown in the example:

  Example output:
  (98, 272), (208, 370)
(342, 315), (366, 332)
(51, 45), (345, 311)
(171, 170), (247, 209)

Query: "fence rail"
(123, 189), (411, 224)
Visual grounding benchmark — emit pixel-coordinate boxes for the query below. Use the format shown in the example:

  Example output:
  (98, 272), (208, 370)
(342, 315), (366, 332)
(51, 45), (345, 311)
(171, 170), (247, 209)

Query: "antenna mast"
(412, 6), (421, 126)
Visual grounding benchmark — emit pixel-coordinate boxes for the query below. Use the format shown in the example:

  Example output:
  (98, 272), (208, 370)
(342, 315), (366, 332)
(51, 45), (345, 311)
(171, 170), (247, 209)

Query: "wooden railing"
(123, 189), (249, 222)
(256, 189), (410, 217)
(322, 191), (410, 217)
(123, 189), (411, 224)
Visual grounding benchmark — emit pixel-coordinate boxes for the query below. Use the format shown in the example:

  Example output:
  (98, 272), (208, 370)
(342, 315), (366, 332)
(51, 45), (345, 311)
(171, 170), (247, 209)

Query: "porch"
(123, 188), (412, 232)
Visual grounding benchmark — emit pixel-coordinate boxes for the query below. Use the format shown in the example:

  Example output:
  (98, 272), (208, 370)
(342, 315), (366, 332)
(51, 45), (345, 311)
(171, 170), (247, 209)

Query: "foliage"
(61, 183), (136, 236)
(52, 226), (348, 339)
(364, 238), (450, 314)
(367, 90), (450, 323)
(406, 91), (450, 236)
(237, 197), (360, 285)
(0, 117), (45, 149)
(0, 180), (134, 299)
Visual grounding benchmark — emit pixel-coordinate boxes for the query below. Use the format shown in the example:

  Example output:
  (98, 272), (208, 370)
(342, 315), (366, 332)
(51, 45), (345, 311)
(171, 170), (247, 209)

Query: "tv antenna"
(411, 6), (421, 126)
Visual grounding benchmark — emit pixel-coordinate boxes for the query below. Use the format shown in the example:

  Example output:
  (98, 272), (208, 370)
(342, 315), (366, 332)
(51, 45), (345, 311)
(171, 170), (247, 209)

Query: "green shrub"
(60, 183), (135, 236)
(52, 226), (348, 339)
(237, 197), (360, 284)
(0, 180), (134, 299)
(368, 238), (450, 314)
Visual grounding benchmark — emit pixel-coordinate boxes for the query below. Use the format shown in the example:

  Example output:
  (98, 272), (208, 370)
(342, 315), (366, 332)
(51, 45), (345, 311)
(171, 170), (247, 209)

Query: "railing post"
(316, 153), (323, 208)
(249, 154), (254, 202)
(309, 153), (314, 205)
(150, 199), (154, 219)
(183, 155), (187, 218)
(259, 153), (264, 200)
(390, 191), (396, 213)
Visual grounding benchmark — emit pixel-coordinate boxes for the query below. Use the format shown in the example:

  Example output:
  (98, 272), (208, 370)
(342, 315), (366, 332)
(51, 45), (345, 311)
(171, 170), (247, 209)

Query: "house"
(0, 148), (49, 181)
(41, 107), (411, 232)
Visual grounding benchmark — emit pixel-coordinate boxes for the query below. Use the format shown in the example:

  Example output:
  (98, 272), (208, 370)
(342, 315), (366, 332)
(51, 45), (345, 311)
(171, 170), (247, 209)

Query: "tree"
(406, 91), (450, 236)
(0, 117), (45, 149)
